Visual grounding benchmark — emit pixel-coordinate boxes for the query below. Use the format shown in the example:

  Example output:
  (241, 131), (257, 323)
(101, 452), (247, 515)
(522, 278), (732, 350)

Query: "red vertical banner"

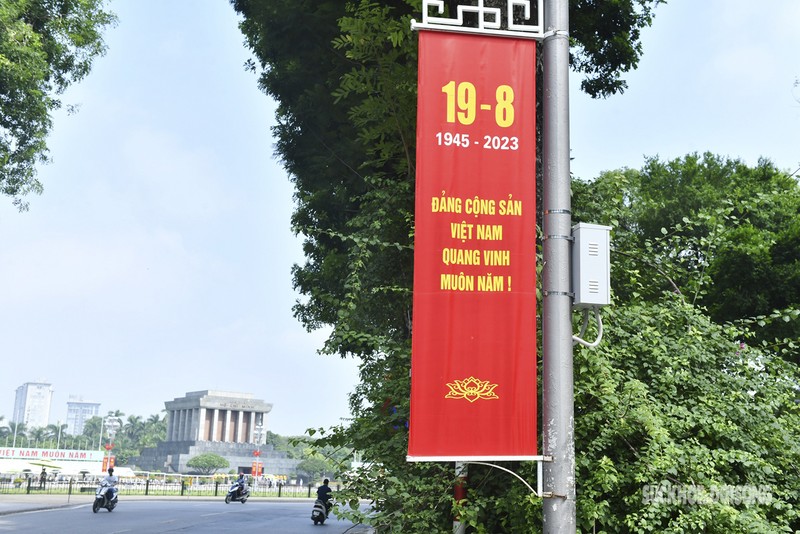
(251, 461), (263, 476)
(409, 31), (537, 461)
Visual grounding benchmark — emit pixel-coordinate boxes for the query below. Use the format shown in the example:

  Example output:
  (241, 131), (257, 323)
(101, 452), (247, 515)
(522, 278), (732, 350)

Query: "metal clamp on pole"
(543, 234), (574, 242)
(543, 290), (574, 298)
(541, 29), (569, 40)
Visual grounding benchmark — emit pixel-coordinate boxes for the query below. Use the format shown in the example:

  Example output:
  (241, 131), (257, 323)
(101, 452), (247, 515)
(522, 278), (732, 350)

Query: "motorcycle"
(311, 499), (331, 525)
(92, 480), (118, 513)
(224, 482), (250, 504)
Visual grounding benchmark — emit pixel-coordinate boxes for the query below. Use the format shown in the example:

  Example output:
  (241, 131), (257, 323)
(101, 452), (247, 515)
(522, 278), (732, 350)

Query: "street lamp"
(97, 418), (104, 450)
(254, 422), (264, 446)
(103, 416), (121, 471)
(105, 416), (121, 439)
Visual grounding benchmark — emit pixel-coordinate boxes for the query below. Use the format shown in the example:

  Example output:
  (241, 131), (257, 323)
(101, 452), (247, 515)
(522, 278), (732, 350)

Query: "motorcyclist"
(316, 479), (333, 516)
(235, 473), (246, 497)
(102, 468), (119, 501)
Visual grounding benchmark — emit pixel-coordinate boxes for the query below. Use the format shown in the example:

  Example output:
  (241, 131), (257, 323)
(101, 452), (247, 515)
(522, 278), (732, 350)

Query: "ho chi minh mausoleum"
(133, 390), (299, 475)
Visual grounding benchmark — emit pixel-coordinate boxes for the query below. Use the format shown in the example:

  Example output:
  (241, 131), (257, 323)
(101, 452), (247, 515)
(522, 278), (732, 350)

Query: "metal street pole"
(254, 422), (264, 477)
(104, 416), (120, 469)
(542, 0), (575, 532)
(97, 418), (105, 450)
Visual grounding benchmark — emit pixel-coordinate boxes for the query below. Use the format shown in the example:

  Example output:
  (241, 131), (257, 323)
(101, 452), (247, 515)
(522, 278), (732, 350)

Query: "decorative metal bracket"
(411, 0), (545, 40)
(466, 456), (553, 497)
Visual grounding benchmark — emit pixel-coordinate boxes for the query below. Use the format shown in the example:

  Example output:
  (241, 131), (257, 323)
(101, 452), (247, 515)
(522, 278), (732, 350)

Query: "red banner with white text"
(408, 31), (537, 461)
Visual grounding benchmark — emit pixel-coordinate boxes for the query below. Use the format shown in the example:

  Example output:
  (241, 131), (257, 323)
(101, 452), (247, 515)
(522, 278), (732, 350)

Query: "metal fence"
(0, 477), (339, 499)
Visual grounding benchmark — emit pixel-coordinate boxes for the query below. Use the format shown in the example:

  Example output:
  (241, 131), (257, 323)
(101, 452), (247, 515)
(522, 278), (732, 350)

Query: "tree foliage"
(572, 153), (800, 358)
(295, 456), (333, 482)
(571, 298), (800, 532)
(232, 0), (800, 531)
(0, 0), (116, 210)
(186, 453), (230, 475)
(570, 0), (665, 97)
(231, 0), (663, 356)
(78, 412), (167, 465)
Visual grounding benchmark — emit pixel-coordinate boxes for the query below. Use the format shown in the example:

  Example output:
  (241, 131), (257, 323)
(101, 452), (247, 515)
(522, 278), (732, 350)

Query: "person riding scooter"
(103, 468), (119, 501)
(316, 478), (333, 517)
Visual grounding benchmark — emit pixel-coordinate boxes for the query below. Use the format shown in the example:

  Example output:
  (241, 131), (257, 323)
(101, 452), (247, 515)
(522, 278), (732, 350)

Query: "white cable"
(572, 307), (603, 348)
(576, 309), (589, 339)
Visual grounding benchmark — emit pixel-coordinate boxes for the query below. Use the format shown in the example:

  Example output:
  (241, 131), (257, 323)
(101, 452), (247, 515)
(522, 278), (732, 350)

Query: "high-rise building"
(66, 396), (101, 435)
(13, 382), (54, 428)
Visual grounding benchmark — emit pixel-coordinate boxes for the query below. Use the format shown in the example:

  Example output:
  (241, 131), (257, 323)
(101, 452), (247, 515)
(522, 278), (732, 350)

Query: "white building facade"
(13, 382), (54, 428)
(66, 396), (101, 435)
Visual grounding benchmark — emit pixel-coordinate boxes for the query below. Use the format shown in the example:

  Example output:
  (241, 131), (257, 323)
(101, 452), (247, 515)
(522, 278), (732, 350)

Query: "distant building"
(13, 382), (54, 428)
(133, 390), (298, 475)
(66, 396), (101, 435)
(165, 390), (271, 443)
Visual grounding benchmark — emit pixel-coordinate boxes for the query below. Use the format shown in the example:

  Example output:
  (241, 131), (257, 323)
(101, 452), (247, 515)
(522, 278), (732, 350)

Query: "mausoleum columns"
(164, 391), (273, 444)
(197, 407), (206, 441)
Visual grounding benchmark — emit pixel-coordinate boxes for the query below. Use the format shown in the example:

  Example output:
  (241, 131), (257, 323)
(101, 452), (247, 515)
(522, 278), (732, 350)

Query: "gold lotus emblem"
(445, 376), (499, 402)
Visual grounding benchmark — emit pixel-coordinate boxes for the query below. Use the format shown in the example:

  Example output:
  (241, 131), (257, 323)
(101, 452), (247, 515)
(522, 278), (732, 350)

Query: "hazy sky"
(569, 0), (800, 181)
(0, 0), (360, 437)
(1, 1), (798, 437)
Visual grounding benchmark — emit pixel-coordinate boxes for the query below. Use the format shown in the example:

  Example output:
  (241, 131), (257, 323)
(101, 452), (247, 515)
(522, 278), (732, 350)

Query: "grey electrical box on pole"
(572, 223), (611, 308)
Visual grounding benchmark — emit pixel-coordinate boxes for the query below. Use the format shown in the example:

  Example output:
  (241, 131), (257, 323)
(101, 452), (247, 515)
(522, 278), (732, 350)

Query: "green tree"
(446, 297), (800, 533)
(186, 453), (230, 475)
(572, 153), (800, 356)
(11, 423), (28, 446)
(231, 0), (664, 355)
(228, 0), (800, 530)
(81, 415), (102, 447)
(0, 0), (116, 210)
(44, 422), (67, 447)
(568, 297), (800, 532)
(122, 415), (145, 443)
(0, 416), (9, 443)
(140, 413), (167, 448)
(294, 457), (332, 483)
(27, 426), (47, 447)
(231, 0), (668, 530)
(569, 0), (664, 97)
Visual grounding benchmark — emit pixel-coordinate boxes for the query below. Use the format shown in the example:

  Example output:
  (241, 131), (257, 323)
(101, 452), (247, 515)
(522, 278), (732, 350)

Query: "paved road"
(0, 495), (374, 533)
